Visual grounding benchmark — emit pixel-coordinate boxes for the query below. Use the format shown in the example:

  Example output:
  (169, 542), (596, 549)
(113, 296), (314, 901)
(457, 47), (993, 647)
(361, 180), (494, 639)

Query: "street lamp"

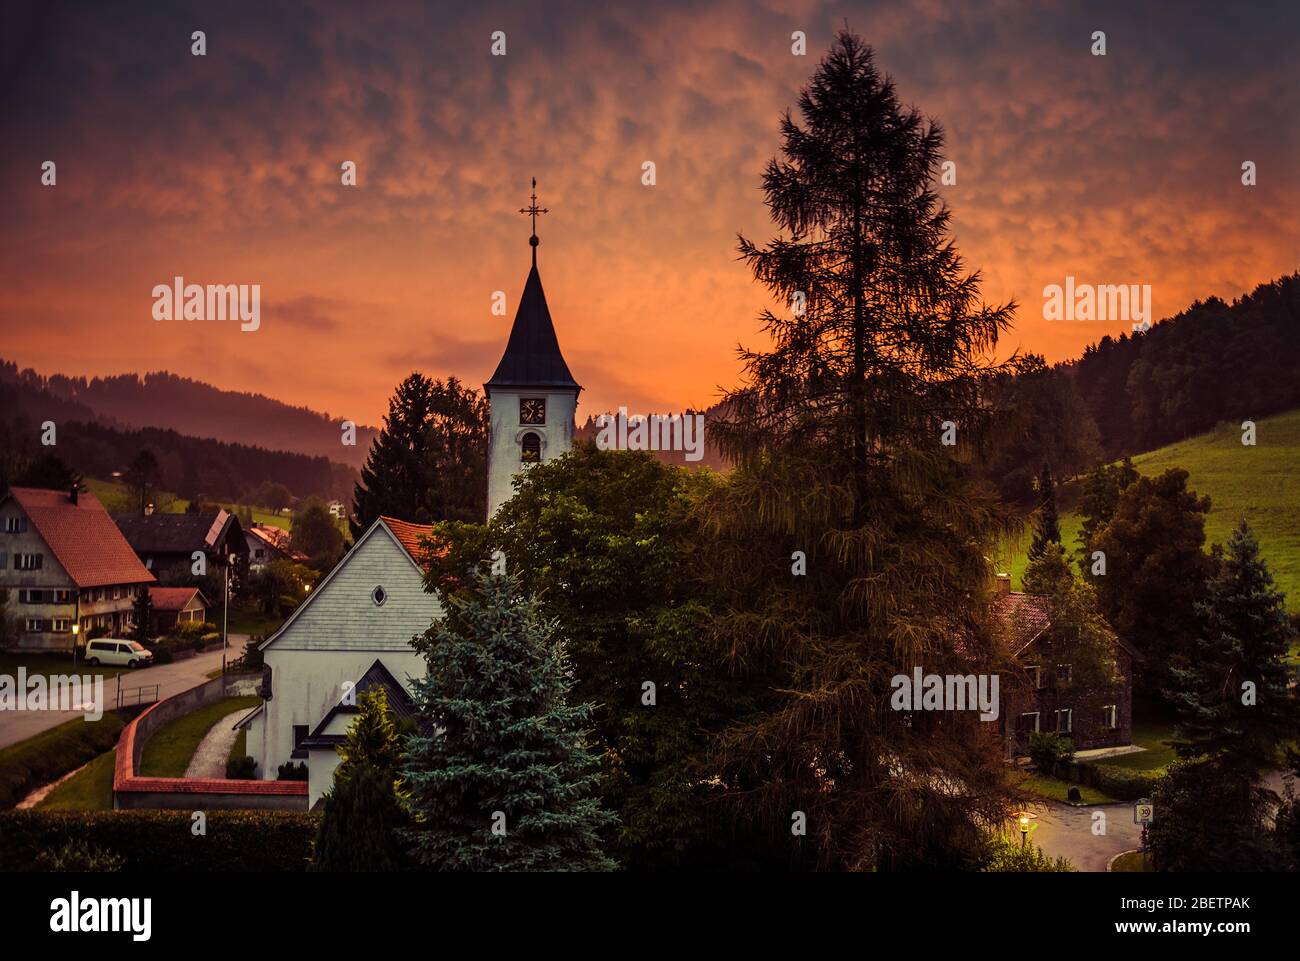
(1015, 810), (1038, 849)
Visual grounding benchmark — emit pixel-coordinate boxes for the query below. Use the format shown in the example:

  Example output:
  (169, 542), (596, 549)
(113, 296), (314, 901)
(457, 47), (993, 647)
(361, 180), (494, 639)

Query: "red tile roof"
(380, 516), (437, 568)
(5, 487), (155, 589)
(247, 523), (307, 561)
(991, 591), (1053, 654)
(149, 586), (206, 611)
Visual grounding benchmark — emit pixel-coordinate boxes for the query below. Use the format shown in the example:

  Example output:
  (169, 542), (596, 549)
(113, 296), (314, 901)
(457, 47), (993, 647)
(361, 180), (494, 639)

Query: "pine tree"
(313, 687), (409, 871)
(704, 30), (1022, 870)
(402, 570), (616, 871)
(130, 588), (154, 641)
(350, 374), (488, 536)
(1167, 521), (1299, 779)
(1027, 464), (1061, 562)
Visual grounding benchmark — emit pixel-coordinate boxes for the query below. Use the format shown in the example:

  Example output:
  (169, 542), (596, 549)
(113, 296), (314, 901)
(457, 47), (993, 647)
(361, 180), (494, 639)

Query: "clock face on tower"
(519, 398), (546, 425)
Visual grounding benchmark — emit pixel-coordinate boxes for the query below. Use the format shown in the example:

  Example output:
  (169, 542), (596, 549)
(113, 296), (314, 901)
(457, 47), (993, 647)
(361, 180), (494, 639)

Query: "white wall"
(486, 388), (578, 517)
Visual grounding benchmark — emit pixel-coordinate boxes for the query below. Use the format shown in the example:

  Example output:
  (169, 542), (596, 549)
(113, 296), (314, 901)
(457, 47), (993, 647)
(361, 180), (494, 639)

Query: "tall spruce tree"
(403, 569), (616, 871)
(1027, 463), (1061, 563)
(1167, 521), (1298, 779)
(313, 687), (409, 871)
(130, 588), (154, 641)
(350, 373), (488, 535)
(706, 30), (1022, 870)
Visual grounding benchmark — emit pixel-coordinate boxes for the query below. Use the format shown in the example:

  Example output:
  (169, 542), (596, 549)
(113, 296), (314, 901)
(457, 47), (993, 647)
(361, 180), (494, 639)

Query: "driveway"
(1029, 800), (1144, 872)
(0, 637), (248, 751)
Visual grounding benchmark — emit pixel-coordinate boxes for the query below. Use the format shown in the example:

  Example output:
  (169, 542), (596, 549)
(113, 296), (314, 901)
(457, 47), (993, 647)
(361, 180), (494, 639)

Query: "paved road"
(0, 638), (248, 751)
(1028, 801), (1144, 872)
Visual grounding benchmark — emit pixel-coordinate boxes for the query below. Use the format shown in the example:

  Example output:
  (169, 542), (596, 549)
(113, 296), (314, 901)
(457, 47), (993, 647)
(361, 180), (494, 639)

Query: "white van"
(84, 638), (155, 669)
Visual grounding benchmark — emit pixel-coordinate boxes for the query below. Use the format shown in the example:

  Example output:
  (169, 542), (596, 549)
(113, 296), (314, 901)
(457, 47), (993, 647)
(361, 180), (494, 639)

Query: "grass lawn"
(1017, 770), (1119, 806)
(1110, 850), (1154, 872)
(36, 750), (117, 811)
(1087, 721), (1177, 773)
(139, 695), (261, 778)
(228, 727), (248, 765)
(0, 651), (130, 680)
(226, 605), (285, 639)
(996, 409), (1300, 611)
(83, 477), (291, 529)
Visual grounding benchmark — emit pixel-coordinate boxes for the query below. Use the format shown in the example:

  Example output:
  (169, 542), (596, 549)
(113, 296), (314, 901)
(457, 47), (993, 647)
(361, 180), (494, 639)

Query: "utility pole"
(222, 553), (231, 675)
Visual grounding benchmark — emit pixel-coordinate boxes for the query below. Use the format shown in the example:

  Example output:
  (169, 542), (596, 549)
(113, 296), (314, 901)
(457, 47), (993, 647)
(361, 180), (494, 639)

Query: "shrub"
(0, 810), (318, 871)
(1091, 765), (1162, 803)
(981, 835), (1074, 872)
(34, 839), (125, 872)
(277, 761), (308, 781)
(1028, 731), (1075, 774)
(0, 714), (126, 810)
(225, 755), (258, 779)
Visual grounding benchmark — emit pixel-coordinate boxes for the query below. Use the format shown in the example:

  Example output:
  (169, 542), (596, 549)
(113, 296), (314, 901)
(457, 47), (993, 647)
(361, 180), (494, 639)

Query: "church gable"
(261, 520), (441, 653)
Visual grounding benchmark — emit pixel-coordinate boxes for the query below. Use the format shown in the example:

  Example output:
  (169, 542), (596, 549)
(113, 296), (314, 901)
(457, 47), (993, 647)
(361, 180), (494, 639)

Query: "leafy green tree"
(1085, 468), (1212, 697)
(123, 449), (162, 514)
(1075, 457), (1139, 552)
(425, 443), (773, 869)
(351, 373), (488, 535)
(705, 30), (1022, 870)
(130, 588), (155, 641)
(403, 569), (616, 871)
(1022, 541), (1073, 596)
(290, 496), (344, 570)
(313, 687), (409, 872)
(1167, 521), (1298, 778)
(1027, 463), (1061, 563)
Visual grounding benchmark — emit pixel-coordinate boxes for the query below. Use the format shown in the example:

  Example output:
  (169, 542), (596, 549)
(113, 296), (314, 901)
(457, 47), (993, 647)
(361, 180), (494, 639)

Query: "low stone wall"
(114, 673), (307, 811)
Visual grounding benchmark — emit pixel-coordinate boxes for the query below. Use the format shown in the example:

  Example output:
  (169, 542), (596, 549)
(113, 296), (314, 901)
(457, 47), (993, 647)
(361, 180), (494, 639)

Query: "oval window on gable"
(371, 585), (387, 606)
(521, 432), (542, 465)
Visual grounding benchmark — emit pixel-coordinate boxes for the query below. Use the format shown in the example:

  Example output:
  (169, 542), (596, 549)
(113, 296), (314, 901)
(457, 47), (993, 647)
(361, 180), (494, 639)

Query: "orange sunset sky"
(2, 0), (1296, 427)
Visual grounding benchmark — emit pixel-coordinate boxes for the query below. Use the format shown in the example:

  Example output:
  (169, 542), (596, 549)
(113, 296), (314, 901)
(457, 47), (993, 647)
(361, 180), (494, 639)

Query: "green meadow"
(997, 409), (1300, 612)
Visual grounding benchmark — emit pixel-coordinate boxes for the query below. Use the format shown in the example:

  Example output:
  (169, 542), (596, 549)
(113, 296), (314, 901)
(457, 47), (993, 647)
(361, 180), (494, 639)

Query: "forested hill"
(0, 375), (353, 503)
(1075, 273), (1300, 459)
(0, 363), (377, 470)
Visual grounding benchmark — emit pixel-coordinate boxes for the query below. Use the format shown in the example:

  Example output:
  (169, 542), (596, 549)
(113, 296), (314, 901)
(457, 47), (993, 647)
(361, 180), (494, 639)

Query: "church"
(242, 185), (580, 805)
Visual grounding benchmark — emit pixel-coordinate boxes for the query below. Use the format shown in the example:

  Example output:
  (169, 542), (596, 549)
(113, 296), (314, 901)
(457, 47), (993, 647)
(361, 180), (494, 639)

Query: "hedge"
(0, 810), (319, 871)
(1050, 758), (1161, 802)
(0, 713), (126, 810)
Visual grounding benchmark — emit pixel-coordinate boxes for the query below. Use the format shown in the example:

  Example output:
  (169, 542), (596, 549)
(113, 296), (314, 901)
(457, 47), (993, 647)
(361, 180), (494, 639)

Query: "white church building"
(241, 202), (580, 806)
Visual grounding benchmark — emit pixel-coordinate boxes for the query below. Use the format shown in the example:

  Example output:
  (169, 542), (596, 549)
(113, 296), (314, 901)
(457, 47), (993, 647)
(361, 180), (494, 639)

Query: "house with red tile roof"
(149, 586), (210, 631)
(990, 573), (1138, 753)
(243, 523), (307, 572)
(1, 485), (155, 651)
(238, 516), (440, 805)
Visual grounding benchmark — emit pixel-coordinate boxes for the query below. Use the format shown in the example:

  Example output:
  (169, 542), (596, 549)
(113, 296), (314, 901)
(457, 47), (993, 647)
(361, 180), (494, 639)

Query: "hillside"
(0, 361), (378, 470)
(998, 409), (1300, 611)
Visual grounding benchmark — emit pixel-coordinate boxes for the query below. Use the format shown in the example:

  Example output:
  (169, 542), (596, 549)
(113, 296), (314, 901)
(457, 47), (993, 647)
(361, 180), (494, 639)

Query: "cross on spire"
(519, 177), (548, 264)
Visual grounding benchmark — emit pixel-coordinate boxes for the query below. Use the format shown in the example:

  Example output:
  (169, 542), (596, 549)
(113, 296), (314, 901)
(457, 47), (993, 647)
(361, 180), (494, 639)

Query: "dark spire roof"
(484, 257), (581, 394)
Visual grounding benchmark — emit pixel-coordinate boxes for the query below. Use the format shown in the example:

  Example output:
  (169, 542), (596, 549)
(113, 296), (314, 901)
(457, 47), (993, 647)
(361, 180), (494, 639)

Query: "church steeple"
(483, 180), (582, 518)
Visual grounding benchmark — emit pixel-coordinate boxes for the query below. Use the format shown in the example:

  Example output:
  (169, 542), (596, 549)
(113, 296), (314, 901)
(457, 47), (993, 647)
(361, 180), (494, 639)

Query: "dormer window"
(521, 432), (542, 464)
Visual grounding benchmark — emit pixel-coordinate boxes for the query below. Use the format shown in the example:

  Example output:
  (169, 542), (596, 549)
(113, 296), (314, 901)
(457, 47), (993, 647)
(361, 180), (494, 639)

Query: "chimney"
(68, 485), (78, 506)
(996, 573), (1011, 594)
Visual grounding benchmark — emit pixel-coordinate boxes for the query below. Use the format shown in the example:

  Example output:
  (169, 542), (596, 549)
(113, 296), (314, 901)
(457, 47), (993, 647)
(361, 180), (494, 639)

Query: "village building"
(244, 523), (307, 572)
(0, 486), (155, 651)
(149, 586), (209, 631)
(113, 509), (248, 584)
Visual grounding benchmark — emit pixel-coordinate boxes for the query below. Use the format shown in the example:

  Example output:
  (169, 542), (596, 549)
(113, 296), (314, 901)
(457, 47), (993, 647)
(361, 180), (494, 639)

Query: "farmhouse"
(244, 523), (306, 572)
(113, 509), (248, 585)
(0, 486), (154, 651)
(148, 585), (209, 630)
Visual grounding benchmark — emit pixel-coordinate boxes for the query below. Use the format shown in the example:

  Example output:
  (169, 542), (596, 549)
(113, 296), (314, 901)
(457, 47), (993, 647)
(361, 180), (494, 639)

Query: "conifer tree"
(403, 569), (615, 871)
(1167, 521), (1299, 779)
(706, 30), (1022, 870)
(1027, 463), (1061, 563)
(313, 687), (409, 872)
(130, 588), (154, 641)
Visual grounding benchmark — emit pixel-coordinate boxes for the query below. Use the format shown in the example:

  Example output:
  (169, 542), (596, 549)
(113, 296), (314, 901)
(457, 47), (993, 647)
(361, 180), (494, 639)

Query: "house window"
(292, 725), (309, 748)
(520, 432), (542, 464)
(1026, 664), (1043, 689)
(25, 618), (44, 632)
(1055, 708), (1073, 733)
(52, 618), (70, 633)
(1056, 663), (1072, 684)
(14, 553), (42, 571)
(371, 585), (387, 607)
(4, 516), (27, 533)
(1018, 712), (1040, 734)
(1102, 704), (1118, 729)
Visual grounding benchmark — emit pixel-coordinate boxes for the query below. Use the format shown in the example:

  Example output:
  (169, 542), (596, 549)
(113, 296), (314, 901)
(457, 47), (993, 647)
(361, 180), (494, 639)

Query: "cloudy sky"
(2, 0), (1295, 426)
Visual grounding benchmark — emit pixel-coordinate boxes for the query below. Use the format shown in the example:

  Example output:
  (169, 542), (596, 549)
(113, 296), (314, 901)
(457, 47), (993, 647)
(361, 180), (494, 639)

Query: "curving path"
(182, 707), (251, 779)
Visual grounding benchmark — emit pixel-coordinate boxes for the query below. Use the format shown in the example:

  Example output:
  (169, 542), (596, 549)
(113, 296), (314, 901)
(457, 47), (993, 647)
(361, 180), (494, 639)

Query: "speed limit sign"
(1134, 800), (1154, 825)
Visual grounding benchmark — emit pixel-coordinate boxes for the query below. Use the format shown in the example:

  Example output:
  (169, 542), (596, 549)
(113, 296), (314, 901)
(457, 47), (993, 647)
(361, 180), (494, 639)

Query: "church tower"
(484, 180), (581, 517)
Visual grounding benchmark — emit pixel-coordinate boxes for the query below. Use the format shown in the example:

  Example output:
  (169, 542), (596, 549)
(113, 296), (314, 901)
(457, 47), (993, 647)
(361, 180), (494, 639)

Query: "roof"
(112, 509), (246, 556)
(992, 589), (1141, 660)
(299, 658), (417, 750)
(484, 261), (581, 393)
(3, 487), (155, 588)
(246, 523), (307, 561)
(380, 516), (436, 568)
(149, 586), (208, 611)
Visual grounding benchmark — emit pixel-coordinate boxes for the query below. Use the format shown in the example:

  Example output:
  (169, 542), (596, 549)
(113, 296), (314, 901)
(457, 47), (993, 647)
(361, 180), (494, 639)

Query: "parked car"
(84, 638), (155, 668)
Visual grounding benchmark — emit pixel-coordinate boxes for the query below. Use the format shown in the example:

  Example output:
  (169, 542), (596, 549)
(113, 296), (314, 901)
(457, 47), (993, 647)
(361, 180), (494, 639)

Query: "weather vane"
(519, 177), (548, 257)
